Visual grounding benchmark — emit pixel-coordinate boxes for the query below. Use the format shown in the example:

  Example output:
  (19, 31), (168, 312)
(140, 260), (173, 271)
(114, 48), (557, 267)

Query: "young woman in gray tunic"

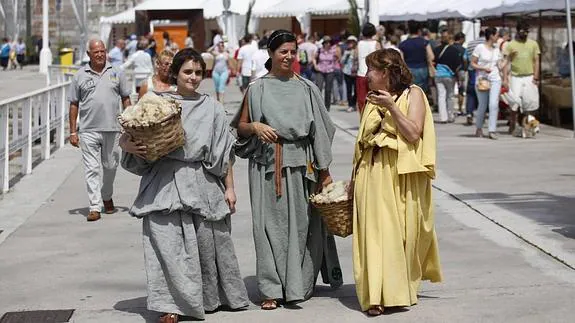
(232, 30), (343, 310)
(120, 48), (248, 323)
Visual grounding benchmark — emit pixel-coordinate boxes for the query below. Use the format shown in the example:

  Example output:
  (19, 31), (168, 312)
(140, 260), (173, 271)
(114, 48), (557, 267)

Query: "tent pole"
(566, 0), (575, 137)
(538, 10), (542, 118)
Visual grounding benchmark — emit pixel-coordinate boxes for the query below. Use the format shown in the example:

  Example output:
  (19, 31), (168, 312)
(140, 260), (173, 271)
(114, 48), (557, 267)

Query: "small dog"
(519, 114), (540, 138)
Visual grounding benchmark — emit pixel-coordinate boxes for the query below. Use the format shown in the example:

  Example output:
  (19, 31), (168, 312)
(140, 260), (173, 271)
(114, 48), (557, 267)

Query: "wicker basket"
(310, 198), (353, 238)
(118, 104), (185, 161)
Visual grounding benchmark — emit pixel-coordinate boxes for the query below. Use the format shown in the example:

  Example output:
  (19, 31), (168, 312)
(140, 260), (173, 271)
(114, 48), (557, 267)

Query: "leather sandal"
(159, 313), (178, 323)
(367, 305), (384, 316)
(261, 299), (278, 310)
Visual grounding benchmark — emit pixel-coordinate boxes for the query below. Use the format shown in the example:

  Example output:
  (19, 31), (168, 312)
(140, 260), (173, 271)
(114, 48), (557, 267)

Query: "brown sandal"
(261, 299), (278, 310)
(367, 305), (384, 316)
(159, 313), (178, 323)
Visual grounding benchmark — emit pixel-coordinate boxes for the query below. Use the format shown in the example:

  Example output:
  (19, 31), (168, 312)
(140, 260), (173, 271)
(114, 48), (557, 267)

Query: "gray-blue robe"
(122, 93), (248, 318)
(232, 75), (343, 302)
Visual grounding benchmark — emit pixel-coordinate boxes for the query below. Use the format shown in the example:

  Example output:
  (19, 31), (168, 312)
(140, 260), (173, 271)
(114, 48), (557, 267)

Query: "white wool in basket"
(121, 92), (178, 127)
(311, 180), (349, 203)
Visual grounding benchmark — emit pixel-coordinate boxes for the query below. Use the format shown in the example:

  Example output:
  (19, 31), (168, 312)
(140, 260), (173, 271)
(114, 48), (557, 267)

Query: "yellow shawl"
(352, 85), (436, 179)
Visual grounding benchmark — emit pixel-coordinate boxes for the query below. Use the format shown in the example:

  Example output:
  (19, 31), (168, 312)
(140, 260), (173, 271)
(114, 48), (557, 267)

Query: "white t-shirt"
(357, 40), (378, 77)
(472, 43), (501, 81)
(251, 49), (270, 79)
(238, 44), (257, 77)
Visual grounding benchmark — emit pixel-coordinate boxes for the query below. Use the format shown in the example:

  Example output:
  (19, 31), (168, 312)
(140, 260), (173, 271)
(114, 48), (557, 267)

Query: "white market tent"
(99, 0), (281, 49)
(475, 0), (575, 17)
(252, 0), (363, 37)
(378, 0), (504, 21)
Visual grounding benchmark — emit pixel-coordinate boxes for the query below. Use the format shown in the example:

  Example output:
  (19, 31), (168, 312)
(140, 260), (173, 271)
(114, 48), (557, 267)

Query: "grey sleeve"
(68, 75), (79, 103)
(121, 151), (152, 176)
(203, 103), (235, 178)
(308, 83), (335, 170)
(119, 71), (131, 98)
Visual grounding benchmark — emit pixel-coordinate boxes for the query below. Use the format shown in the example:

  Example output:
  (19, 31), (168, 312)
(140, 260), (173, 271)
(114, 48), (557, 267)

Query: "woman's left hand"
(225, 188), (237, 214)
(367, 90), (396, 109)
(316, 170), (333, 193)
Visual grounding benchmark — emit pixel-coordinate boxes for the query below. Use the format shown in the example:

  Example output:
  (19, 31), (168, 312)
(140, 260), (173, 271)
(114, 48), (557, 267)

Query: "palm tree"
(244, 0), (256, 37)
(347, 0), (360, 37)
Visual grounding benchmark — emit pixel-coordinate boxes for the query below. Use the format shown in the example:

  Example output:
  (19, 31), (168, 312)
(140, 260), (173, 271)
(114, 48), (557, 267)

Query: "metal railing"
(0, 65), (153, 193)
(0, 81), (71, 193)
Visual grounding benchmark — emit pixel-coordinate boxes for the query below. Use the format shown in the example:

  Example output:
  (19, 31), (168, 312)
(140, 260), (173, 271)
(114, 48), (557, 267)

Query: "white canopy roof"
(476, 0), (574, 17)
(253, 0), (362, 18)
(378, 0), (504, 21)
(100, 8), (135, 24)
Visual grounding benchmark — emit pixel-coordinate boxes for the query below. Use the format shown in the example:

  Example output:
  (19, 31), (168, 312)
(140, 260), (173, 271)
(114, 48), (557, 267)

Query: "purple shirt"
(316, 46), (337, 73)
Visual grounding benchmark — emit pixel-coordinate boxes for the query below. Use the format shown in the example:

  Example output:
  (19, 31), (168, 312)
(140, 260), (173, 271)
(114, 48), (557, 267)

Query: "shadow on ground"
(113, 297), (157, 322)
(455, 191), (575, 239)
(68, 206), (130, 217)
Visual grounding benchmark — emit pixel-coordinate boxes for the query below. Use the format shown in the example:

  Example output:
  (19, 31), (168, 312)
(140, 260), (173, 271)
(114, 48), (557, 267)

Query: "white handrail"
(0, 81), (71, 193)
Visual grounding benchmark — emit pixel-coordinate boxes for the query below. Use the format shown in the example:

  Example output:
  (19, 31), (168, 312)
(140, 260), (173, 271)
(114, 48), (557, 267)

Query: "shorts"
(0, 57), (8, 68)
(510, 75), (539, 112)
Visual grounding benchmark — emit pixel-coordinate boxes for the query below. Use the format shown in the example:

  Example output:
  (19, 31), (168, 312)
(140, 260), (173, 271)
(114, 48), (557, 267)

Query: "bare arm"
(376, 41), (383, 50)
(237, 59), (243, 75)
(389, 87), (427, 144)
(69, 102), (79, 147)
(426, 44), (435, 67)
(224, 161), (237, 213)
(470, 56), (489, 72)
(121, 96), (131, 110)
(237, 94), (278, 142)
(533, 53), (540, 81)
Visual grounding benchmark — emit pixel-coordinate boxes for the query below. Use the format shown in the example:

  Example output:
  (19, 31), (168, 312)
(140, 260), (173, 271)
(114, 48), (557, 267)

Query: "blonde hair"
(156, 49), (175, 65)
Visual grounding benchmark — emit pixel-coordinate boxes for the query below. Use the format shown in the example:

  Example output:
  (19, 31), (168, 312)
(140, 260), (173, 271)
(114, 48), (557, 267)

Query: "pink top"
(316, 46), (338, 73)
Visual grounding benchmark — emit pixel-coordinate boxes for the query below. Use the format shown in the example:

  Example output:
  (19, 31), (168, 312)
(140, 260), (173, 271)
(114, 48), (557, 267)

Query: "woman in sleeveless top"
(350, 49), (442, 316)
(211, 41), (231, 103)
(356, 23), (382, 115)
(138, 49), (175, 100)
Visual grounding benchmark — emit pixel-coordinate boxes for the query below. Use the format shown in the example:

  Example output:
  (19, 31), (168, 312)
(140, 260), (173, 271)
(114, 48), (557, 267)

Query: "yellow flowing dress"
(352, 85), (442, 311)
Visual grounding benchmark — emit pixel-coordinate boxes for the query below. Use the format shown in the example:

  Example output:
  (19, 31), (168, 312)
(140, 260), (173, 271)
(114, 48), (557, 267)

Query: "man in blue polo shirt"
(68, 39), (131, 222)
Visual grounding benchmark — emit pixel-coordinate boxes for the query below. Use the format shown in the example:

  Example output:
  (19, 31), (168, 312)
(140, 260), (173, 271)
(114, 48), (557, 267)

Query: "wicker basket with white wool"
(118, 92), (185, 161)
(310, 180), (353, 238)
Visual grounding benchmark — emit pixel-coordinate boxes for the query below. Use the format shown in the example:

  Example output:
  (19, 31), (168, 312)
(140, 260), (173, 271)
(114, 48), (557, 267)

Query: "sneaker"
(87, 211), (101, 222)
(475, 129), (484, 138)
(103, 199), (116, 214)
(488, 132), (498, 140)
(466, 115), (473, 126)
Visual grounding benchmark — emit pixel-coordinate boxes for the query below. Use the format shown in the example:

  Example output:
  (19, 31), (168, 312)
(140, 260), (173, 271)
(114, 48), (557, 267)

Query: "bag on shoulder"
(477, 77), (491, 92)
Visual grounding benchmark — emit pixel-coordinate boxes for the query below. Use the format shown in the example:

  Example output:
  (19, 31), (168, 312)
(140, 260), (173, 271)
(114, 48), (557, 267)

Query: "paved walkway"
(0, 78), (574, 322)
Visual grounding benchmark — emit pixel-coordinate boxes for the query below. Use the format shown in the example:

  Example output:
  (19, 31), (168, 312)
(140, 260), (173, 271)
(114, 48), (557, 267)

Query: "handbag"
(435, 45), (455, 78)
(477, 77), (491, 91)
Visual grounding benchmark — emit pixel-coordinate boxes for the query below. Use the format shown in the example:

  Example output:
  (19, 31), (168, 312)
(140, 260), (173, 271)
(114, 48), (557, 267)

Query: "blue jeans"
(213, 70), (229, 94)
(466, 70), (478, 116)
(409, 67), (429, 93)
(475, 79), (501, 133)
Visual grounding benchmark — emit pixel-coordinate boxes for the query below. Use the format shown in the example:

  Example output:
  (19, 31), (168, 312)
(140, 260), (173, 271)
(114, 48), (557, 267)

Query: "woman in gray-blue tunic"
(120, 49), (248, 323)
(232, 30), (343, 310)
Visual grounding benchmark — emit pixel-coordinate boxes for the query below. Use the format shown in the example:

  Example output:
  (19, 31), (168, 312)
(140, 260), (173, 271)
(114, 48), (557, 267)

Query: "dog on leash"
(519, 114), (540, 138)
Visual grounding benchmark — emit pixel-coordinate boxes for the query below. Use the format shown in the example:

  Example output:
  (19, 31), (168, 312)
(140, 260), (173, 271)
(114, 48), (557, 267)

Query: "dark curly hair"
(366, 49), (413, 95)
(169, 48), (206, 85)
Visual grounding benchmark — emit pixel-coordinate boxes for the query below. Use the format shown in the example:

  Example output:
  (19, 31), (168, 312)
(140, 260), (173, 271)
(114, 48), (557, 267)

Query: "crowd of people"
(64, 15), (546, 322)
(1, 37), (27, 71)
(68, 24), (443, 322)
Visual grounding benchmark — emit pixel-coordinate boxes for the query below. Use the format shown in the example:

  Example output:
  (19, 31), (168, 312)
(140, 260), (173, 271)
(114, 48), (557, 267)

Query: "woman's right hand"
(346, 180), (354, 200)
(119, 133), (147, 159)
(252, 122), (278, 143)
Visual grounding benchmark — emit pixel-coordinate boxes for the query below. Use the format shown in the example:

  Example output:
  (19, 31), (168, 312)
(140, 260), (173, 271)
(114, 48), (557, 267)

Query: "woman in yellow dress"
(349, 49), (442, 316)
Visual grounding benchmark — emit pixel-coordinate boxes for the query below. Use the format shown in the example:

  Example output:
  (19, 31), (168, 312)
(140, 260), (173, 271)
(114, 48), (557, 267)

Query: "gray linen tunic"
(122, 93), (248, 318)
(233, 75), (343, 302)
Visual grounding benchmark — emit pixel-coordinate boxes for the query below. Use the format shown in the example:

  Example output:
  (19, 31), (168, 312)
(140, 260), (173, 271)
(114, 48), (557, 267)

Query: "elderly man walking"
(68, 39), (131, 222)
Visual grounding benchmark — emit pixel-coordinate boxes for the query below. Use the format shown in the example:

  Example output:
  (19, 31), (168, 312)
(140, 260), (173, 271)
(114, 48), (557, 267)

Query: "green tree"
(347, 0), (360, 37)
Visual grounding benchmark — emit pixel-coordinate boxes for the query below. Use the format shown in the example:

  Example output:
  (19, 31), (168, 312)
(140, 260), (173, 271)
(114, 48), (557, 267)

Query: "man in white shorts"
(68, 39), (131, 221)
(503, 21), (541, 134)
